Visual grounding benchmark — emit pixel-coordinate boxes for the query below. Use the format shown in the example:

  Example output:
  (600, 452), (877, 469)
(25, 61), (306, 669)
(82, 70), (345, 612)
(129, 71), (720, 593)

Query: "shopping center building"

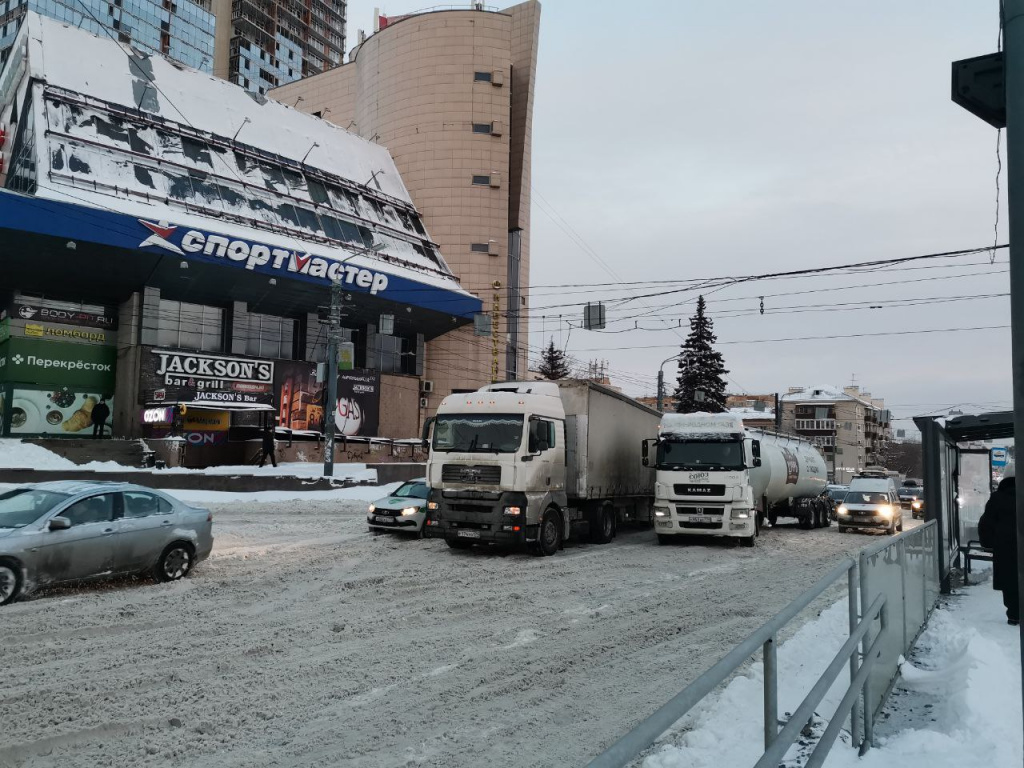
(0, 14), (480, 456)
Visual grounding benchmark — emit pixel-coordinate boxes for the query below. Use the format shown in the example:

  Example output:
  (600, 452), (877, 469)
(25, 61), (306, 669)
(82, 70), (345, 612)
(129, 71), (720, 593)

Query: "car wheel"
(887, 519), (897, 536)
(0, 560), (22, 606)
(156, 543), (194, 582)
(897, 516), (904, 532)
(446, 538), (473, 550)
(534, 509), (562, 557)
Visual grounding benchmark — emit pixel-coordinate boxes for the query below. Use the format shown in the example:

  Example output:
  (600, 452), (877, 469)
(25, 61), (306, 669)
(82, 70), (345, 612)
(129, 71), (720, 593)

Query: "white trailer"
(643, 413), (831, 546)
(424, 380), (660, 555)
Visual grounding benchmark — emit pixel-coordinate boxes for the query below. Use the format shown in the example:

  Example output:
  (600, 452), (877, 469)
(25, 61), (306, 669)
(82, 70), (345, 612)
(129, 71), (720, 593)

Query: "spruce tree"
(537, 338), (571, 380)
(674, 296), (729, 413)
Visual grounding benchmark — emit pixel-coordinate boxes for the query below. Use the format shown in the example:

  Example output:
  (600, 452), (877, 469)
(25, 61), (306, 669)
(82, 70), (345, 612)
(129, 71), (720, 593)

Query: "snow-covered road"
(0, 502), (920, 768)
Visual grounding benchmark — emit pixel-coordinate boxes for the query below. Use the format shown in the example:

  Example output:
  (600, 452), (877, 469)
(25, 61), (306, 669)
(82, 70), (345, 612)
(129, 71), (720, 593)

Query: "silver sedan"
(0, 481), (214, 605)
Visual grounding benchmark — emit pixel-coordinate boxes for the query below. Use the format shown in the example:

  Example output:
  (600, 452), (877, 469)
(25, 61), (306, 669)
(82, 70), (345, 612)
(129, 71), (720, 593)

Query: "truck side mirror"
(421, 416), (435, 450)
(751, 439), (762, 468)
(641, 440), (649, 467)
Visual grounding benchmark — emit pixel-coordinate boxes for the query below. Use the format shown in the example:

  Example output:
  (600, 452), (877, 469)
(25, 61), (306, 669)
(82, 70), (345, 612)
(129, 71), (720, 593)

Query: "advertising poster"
(140, 348), (275, 406)
(335, 369), (380, 437)
(9, 387), (113, 435)
(275, 360), (324, 432)
(0, 337), (117, 390)
(144, 407), (230, 446)
(11, 303), (117, 330)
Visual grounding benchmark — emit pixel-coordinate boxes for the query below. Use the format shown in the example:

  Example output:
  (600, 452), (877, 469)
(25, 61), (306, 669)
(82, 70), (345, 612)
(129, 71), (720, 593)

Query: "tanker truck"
(642, 413), (830, 546)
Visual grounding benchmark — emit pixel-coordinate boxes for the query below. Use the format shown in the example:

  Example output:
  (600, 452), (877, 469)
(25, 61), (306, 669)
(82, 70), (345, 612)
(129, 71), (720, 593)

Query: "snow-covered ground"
(643, 567), (1021, 768)
(0, 438), (379, 483)
(0, 501), (906, 768)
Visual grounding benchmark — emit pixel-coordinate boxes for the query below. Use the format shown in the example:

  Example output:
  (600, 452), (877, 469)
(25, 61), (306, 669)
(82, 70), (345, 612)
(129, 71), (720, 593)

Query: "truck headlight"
(401, 507), (419, 516)
(730, 507), (750, 520)
(427, 501), (439, 511)
(503, 506), (522, 516)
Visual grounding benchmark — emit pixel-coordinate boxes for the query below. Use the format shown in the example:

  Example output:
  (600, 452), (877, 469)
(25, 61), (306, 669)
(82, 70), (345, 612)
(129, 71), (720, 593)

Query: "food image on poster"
(9, 388), (113, 435)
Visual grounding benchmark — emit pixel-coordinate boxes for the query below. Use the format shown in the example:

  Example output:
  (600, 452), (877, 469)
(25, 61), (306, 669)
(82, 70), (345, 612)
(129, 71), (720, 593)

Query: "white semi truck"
(643, 413), (830, 546)
(424, 380), (660, 555)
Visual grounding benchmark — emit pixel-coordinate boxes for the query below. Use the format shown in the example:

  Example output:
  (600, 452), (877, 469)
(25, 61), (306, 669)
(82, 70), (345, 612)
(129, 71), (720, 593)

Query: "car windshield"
(845, 491), (889, 505)
(829, 489), (847, 501)
(432, 414), (524, 453)
(392, 482), (429, 499)
(0, 488), (70, 528)
(898, 488), (922, 498)
(657, 439), (744, 471)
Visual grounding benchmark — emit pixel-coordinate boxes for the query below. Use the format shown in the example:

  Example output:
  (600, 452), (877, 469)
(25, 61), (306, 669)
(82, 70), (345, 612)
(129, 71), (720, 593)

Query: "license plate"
(688, 516), (715, 524)
(457, 529), (481, 539)
(855, 516), (876, 523)
(375, 515), (392, 523)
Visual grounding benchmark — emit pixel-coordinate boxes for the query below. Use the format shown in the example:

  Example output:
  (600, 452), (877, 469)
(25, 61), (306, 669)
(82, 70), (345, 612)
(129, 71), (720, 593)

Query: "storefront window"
(157, 299), (224, 352)
(246, 313), (294, 359)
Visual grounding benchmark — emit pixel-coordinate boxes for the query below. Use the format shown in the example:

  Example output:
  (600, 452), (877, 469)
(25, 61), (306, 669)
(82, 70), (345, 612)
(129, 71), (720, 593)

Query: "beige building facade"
(272, 2), (540, 413)
(780, 385), (892, 484)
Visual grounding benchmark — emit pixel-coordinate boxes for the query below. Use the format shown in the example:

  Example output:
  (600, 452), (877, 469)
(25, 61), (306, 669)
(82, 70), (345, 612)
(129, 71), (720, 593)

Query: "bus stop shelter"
(915, 410), (1013, 592)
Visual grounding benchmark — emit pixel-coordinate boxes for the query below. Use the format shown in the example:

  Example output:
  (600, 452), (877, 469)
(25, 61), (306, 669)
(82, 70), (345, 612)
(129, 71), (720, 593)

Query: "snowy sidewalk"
(643, 569), (1022, 768)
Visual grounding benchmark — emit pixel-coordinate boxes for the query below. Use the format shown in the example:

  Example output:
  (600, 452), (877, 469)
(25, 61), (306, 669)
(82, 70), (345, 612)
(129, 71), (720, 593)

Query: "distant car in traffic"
(367, 479), (430, 537)
(0, 481), (213, 605)
(898, 486), (925, 519)
(826, 485), (849, 520)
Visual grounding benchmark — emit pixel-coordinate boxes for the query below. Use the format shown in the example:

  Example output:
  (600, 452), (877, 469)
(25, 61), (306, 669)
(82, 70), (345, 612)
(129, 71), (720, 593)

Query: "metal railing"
(586, 521), (939, 768)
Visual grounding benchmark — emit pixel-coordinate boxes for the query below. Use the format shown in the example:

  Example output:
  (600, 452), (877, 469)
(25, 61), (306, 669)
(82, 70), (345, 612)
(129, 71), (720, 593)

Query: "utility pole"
(952, 4), (1024, 743)
(322, 280), (343, 478)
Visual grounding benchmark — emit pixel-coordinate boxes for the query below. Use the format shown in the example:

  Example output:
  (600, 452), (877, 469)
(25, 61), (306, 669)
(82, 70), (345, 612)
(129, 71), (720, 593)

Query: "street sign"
(992, 447), (1009, 467)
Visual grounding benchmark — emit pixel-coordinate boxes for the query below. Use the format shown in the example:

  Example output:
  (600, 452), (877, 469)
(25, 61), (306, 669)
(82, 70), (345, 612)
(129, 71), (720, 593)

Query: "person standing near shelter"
(259, 425), (278, 468)
(90, 397), (110, 439)
(979, 463), (1019, 625)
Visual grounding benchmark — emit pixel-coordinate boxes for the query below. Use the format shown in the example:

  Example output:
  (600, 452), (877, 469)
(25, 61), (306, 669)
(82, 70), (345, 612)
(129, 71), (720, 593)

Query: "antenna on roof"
(366, 168), (385, 188)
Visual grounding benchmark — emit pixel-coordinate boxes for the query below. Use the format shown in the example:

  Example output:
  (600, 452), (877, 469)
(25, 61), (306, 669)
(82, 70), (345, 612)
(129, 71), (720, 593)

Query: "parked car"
(0, 481), (213, 605)
(367, 478), (430, 537)
(826, 484), (849, 520)
(837, 486), (904, 535)
(897, 486), (926, 518)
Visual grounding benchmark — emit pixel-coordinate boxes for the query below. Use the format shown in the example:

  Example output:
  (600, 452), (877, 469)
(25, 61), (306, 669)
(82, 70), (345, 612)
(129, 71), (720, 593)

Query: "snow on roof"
(780, 385), (873, 406)
(728, 407), (775, 421)
(21, 14), (412, 203)
(660, 412), (747, 436)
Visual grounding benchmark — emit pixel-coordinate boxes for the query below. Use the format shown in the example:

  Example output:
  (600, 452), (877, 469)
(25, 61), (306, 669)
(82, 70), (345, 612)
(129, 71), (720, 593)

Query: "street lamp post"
(657, 353), (684, 412)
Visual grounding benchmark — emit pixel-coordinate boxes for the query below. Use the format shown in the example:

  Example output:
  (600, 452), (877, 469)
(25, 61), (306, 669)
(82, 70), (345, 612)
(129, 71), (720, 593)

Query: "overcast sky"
(346, 0), (1010, 430)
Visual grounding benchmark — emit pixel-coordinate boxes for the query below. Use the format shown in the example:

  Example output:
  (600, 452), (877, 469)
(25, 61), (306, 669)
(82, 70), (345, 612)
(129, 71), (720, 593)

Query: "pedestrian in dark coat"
(91, 398), (111, 438)
(258, 426), (277, 468)
(979, 464), (1018, 625)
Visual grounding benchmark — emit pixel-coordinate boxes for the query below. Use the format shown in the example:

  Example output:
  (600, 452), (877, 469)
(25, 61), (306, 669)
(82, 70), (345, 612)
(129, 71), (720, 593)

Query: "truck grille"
(448, 503), (495, 515)
(442, 464), (501, 484)
(680, 520), (722, 530)
(674, 484), (726, 497)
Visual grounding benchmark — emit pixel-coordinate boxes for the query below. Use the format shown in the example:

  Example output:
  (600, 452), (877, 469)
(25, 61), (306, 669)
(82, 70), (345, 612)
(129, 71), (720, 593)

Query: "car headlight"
(368, 504), (376, 514)
(503, 505), (522, 516)
(837, 505), (848, 516)
(401, 507), (419, 516)
(878, 505), (893, 517)
(427, 501), (439, 511)
(912, 500), (921, 509)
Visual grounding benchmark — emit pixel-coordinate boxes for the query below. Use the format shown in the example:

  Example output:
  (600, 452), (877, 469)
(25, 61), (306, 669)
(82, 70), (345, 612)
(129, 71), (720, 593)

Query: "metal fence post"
(764, 634), (778, 750)
(848, 562), (862, 749)
(899, 537), (908, 653)
(859, 551), (874, 751)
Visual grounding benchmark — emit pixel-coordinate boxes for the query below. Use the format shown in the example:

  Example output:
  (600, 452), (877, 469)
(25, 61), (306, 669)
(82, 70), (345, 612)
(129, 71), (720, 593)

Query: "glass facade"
(157, 299), (225, 352)
(227, 0), (344, 94)
(0, 0), (215, 72)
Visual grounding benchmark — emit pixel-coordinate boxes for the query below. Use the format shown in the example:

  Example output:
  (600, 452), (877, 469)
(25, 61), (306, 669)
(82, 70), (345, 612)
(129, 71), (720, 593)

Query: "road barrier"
(586, 521), (940, 768)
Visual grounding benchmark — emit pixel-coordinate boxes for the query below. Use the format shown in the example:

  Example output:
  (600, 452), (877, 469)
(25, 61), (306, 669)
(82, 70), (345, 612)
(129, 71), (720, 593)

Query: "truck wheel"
(657, 534), (670, 546)
(822, 506), (832, 527)
(591, 504), (615, 545)
(535, 509), (562, 556)
(446, 538), (474, 550)
(741, 534), (755, 548)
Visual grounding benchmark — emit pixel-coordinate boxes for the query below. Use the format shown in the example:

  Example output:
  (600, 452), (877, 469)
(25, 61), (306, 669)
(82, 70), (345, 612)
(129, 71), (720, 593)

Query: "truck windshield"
(657, 440), (744, 471)
(432, 414), (524, 453)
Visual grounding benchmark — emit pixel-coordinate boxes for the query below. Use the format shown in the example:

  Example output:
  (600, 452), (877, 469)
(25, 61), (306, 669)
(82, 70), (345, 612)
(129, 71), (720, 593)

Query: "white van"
(837, 473), (903, 534)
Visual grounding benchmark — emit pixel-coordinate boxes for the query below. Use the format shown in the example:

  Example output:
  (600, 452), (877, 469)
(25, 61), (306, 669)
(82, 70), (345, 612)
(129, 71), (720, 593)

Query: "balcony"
(794, 419), (836, 432)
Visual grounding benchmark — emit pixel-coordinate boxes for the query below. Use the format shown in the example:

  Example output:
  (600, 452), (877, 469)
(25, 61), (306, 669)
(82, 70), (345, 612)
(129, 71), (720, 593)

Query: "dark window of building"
(157, 300), (224, 352)
(471, 174), (490, 186)
(473, 71), (492, 82)
(472, 122), (492, 134)
(470, 243), (491, 253)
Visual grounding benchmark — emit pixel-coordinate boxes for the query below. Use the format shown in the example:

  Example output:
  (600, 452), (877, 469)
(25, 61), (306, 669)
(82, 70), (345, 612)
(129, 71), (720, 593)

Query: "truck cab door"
(528, 418), (562, 491)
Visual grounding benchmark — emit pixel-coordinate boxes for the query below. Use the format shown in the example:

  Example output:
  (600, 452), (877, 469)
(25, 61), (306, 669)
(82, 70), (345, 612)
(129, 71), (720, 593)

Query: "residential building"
(0, 0), (216, 72)
(210, 0), (345, 94)
(780, 385), (891, 483)
(0, 14), (479, 455)
(728, 406), (775, 431)
(270, 1), (540, 411)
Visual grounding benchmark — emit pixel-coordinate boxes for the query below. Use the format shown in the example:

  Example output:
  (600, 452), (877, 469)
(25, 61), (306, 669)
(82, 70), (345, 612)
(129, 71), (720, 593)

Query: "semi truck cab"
(424, 382), (570, 552)
(643, 414), (761, 545)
